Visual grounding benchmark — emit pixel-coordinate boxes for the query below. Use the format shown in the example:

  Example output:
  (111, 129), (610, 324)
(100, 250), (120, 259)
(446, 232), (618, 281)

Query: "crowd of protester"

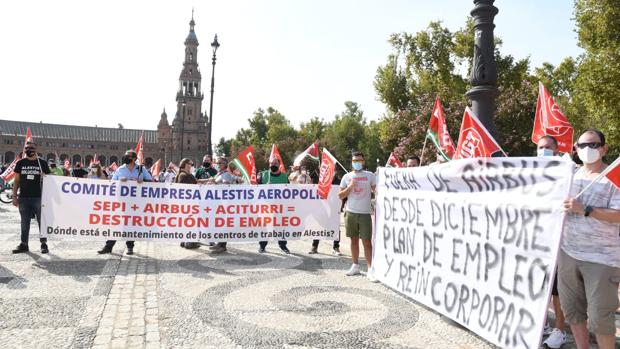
(3, 127), (619, 349)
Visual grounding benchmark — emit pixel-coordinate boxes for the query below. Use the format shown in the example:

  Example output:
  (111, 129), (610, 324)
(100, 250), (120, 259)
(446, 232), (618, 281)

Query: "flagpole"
(575, 156), (620, 198)
(336, 160), (349, 174)
(420, 137), (428, 166)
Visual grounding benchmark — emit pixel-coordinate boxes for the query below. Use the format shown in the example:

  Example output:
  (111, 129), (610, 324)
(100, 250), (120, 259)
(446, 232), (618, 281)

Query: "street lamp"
(207, 34), (220, 156)
(465, 0), (500, 141)
(180, 99), (186, 160)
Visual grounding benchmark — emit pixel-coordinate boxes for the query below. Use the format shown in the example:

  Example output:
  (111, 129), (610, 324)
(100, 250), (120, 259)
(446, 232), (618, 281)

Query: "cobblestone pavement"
(0, 204), (618, 348)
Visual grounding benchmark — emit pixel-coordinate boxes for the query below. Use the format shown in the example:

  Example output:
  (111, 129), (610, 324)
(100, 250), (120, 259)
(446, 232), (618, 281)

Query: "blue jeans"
(19, 197), (46, 245)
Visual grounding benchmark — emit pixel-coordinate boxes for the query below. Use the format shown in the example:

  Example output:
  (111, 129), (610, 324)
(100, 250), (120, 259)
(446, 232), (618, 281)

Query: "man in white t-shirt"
(338, 151), (377, 282)
(562, 129), (620, 349)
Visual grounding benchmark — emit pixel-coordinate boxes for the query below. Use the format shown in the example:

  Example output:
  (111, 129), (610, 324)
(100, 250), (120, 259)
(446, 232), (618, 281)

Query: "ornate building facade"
(0, 15), (210, 168)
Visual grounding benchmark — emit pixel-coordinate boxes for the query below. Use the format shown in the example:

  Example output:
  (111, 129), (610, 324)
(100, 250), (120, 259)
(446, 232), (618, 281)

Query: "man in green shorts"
(338, 151), (377, 282)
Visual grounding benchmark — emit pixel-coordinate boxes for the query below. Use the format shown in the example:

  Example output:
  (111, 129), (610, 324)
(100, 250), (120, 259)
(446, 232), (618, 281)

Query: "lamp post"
(207, 34), (220, 157)
(465, 0), (500, 140)
(180, 100), (186, 160)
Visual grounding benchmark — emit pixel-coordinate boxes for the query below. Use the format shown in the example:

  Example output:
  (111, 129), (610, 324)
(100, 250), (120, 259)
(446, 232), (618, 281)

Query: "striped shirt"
(562, 167), (620, 268)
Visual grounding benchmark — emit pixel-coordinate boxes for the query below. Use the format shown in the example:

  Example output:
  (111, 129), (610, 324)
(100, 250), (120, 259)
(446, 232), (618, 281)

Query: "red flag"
(108, 162), (118, 172)
(318, 148), (337, 199)
(605, 158), (620, 189)
(385, 152), (404, 168)
(167, 162), (179, 173)
(294, 142), (319, 166)
(427, 96), (456, 160)
(233, 146), (257, 184)
(269, 144), (287, 173)
(89, 154), (99, 166)
(22, 127), (33, 154)
(135, 131), (144, 165)
(532, 82), (574, 153)
(0, 157), (19, 182)
(151, 159), (162, 178)
(3, 128), (35, 181)
(64, 159), (70, 170)
(454, 107), (506, 159)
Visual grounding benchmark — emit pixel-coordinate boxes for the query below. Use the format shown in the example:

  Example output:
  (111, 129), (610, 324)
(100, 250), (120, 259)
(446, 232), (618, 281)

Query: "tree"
(322, 102), (367, 173)
(572, 0), (620, 156)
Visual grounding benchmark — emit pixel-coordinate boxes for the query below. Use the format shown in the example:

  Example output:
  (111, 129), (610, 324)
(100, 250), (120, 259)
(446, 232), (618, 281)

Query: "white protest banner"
(41, 176), (341, 242)
(372, 157), (574, 349)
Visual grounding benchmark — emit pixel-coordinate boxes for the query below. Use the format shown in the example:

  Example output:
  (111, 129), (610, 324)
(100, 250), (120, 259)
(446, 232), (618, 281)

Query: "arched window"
(145, 158), (154, 168)
(110, 156), (118, 165)
(85, 155), (93, 165)
(72, 154), (81, 165)
(46, 153), (55, 161)
(4, 151), (15, 163)
(97, 155), (106, 165)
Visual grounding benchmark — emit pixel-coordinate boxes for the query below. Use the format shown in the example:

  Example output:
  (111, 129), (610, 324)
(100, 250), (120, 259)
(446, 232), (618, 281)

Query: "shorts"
(344, 212), (372, 240)
(558, 249), (620, 335)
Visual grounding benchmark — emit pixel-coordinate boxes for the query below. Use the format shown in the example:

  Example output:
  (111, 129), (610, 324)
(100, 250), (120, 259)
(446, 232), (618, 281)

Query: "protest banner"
(41, 176), (341, 243)
(372, 157), (574, 349)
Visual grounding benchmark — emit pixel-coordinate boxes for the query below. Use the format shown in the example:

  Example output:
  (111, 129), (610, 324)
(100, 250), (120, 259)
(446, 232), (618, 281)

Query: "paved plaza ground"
(0, 204), (618, 348)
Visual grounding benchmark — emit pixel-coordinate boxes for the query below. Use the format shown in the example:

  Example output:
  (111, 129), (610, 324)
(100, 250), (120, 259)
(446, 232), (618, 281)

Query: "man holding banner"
(97, 150), (152, 255)
(257, 157), (291, 254)
(339, 151), (376, 281)
(561, 129), (620, 349)
(11, 142), (51, 254)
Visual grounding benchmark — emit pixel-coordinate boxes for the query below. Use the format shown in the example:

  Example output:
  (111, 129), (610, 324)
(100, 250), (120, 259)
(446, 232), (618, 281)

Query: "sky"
(0, 0), (581, 140)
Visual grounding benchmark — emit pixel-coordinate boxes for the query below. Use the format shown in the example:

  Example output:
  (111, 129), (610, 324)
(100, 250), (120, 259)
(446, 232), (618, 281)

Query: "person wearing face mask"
(206, 157), (246, 253)
(72, 162), (88, 178)
(195, 154), (218, 181)
(534, 135), (568, 348)
(257, 157), (291, 254)
(88, 164), (107, 180)
(560, 129), (620, 349)
(174, 158), (203, 249)
(48, 160), (64, 176)
(97, 150), (152, 255)
(11, 142), (51, 254)
(338, 151), (377, 282)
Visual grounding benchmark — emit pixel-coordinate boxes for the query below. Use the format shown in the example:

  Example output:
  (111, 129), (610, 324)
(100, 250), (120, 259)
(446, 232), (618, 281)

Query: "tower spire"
(189, 8), (195, 31)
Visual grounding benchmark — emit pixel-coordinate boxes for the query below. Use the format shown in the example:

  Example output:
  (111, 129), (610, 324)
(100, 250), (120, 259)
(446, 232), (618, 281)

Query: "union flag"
(532, 82), (574, 153)
(454, 107), (506, 159)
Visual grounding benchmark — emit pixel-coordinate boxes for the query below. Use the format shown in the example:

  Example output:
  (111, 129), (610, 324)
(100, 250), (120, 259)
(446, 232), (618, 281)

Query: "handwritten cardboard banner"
(372, 157), (574, 349)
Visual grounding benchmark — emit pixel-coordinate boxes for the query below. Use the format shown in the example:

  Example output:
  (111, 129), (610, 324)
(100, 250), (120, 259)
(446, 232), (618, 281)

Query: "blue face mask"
(537, 148), (555, 157)
(352, 162), (363, 171)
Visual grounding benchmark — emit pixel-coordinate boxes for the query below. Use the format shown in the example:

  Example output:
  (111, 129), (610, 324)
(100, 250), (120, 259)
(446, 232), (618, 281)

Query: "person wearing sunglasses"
(97, 150), (152, 255)
(561, 129), (620, 349)
(12, 142), (51, 254)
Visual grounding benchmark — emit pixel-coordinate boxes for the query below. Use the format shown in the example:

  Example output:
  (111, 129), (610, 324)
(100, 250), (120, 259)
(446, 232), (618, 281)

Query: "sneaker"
(180, 242), (185, 248)
(208, 245), (219, 250)
(12, 244), (29, 254)
(333, 247), (342, 256)
(97, 246), (112, 254)
(281, 247), (291, 254)
(367, 273), (379, 283)
(211, 245), (227, 254)
(543, 324), (552, 336)
(126, 247), (134, 255)
(543, 328), (566, 349)
(308, 246), (318, 254)
(258, 247), (266, 253)
(41, 243), (49, 254)
(345, 264), (361, 276)
(185, 242), (200, 249)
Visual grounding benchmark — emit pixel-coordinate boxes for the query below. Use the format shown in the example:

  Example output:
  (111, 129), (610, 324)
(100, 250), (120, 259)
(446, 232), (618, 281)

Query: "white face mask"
(577, 147), (601, 164)
(537, 148), (555, 157)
